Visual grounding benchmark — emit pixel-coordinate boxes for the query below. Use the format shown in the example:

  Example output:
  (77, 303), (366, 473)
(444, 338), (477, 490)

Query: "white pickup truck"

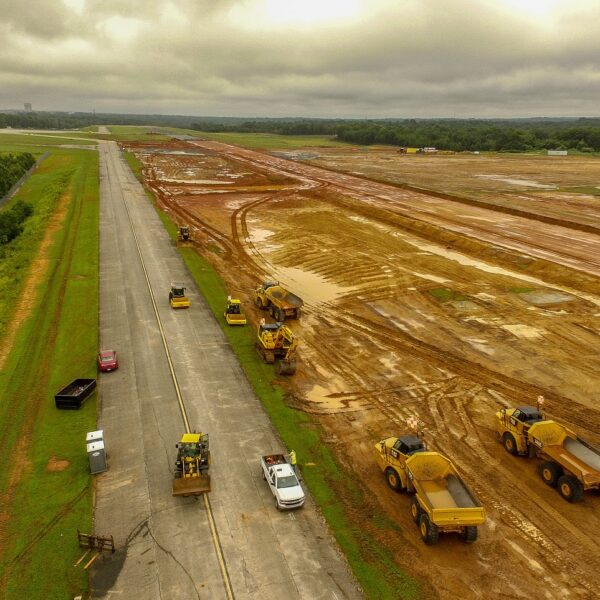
(260, 454), (305, 510)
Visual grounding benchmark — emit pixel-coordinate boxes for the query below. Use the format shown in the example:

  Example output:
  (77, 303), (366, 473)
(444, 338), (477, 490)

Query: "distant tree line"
(0, 152), (36, 244)
(0, 152), (36, 197)
(190, 118), (600, 152)
(0, 199), (33, 245)
(3, 110), (600, 152)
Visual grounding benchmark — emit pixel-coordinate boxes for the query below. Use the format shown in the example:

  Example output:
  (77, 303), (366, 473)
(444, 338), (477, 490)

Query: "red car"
(98, 349), (119, 372)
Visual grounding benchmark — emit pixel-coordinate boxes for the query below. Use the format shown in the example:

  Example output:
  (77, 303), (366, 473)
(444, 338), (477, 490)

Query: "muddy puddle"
(475, 174), (557, 189)
(273, 266), (351, 304)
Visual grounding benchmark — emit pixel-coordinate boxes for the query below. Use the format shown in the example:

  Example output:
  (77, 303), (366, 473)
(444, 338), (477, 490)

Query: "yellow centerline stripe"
(110, 144), (235, 600)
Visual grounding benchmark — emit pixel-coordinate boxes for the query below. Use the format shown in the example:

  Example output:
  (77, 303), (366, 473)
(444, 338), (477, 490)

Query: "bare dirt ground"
(311, 148), (600, 231)
(125, 139), (600, 600)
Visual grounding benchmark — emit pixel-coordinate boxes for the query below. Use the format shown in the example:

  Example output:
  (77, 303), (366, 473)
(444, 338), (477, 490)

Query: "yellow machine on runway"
(169, 283), (190, 308)
(256, 319), (298, 375)
(224, 297), (246, 325)
(172, 433), (211, 496)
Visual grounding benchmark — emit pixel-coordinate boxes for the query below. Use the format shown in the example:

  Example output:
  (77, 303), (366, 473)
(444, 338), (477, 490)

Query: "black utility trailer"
(55, 378), (96, 409)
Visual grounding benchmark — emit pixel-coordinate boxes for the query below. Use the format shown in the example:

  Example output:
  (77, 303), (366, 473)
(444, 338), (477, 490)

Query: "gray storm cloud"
(0, 0), (599, 117)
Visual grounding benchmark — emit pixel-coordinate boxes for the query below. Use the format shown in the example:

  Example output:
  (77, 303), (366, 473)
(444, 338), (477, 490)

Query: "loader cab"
(259, 322), (279, 334)
(512, 406), (544, 426)
(227, 303), (240, 315)
(170, 283), (186, 298)
(262, 280), (278, 292)
(394, 435), (426, 456)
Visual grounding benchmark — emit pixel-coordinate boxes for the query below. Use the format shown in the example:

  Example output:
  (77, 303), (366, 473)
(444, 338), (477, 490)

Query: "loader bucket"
(172, 474), (211, 496)
(276, 359), (297, 376)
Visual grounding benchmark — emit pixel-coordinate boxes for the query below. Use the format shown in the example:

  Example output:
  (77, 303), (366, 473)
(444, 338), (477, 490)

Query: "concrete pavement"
(92, 141), (362, 600)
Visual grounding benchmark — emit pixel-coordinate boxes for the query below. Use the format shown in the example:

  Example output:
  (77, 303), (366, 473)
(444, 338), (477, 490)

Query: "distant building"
(24, 102), (32, 112)
(547, 150), (567, 156)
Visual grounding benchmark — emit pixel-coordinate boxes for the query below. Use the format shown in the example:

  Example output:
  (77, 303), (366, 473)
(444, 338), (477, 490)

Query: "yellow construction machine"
(256, 319), (298, 375)
(497, 404), (600, 502)
(254, 280), (303, 321)
(375, 433), (486, 544)
(224, 297), (246, 325)
(172, 433), (211, 496)
(169, 283), (190, 308)
(177, 225), (192, 246)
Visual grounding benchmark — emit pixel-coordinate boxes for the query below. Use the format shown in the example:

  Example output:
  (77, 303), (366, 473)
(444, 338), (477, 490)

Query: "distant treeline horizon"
(2, 111), (600, 152)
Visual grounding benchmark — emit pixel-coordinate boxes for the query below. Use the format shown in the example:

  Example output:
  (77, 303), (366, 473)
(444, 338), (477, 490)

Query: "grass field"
(127, 150), (419, 599)
(138, 126), (349, 149)
(0, 132), (97, 147)
(0, 145), (99, 599)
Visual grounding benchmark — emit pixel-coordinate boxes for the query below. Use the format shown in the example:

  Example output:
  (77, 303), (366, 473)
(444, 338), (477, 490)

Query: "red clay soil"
(125, 139), (600, 600)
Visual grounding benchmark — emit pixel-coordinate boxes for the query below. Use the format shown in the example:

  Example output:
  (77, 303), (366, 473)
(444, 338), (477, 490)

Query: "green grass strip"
(0, 148), (98, 599)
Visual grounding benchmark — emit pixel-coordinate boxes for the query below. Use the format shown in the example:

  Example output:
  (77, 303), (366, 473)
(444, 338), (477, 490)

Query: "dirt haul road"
(126, 139), (600, 600)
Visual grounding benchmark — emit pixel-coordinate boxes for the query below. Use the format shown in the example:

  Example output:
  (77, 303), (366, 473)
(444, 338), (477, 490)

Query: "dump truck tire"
(385, 468), (403, 491)
(462, 526), (478, 543)
(540, 461), (562, 487)
(410, 496), (421, 523)
(419, 514), (439, 546)
(502, 432), (518, 455)
(295, 308), (301, 319)
(557, 475), (584, 502)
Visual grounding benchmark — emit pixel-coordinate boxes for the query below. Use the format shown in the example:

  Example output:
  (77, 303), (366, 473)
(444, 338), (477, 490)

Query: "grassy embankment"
(123, 149), (421, 600)
(133, 126), (348, 149)
(0, 143), (99, 599)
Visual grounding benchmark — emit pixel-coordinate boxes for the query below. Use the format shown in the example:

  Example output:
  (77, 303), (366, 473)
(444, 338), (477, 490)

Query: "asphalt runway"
(92, 141), (361, 600)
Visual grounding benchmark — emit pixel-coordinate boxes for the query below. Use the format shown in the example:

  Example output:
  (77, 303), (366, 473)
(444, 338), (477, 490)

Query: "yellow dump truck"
(375, 436), (486, 544)
(497, 407), (600, 502)
(254, 280), (303, 321)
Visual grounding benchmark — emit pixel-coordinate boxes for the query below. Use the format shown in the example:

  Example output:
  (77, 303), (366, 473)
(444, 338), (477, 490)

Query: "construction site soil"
(126, 140), (600, 600)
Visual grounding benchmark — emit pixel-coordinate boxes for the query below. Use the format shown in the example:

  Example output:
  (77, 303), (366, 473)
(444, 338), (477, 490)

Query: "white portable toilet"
(87, 440), (107, 474)
(86, 430), (104, 444)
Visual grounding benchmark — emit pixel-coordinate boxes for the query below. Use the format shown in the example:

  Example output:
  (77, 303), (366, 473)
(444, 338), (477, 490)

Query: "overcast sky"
(1, 0), (599, 118)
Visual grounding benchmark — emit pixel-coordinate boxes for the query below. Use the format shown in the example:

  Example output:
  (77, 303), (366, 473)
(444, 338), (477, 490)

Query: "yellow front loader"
(172, 433), (211, 496)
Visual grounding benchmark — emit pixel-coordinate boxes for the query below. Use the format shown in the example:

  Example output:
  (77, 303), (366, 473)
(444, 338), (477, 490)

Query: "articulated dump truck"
(254, 280), (303, 322)
(375, 436), (486, 545)
(497, 406), (600, 502)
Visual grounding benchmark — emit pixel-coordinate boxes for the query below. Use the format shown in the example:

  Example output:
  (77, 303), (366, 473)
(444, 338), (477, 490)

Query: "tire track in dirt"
(227, 185), (600, 598)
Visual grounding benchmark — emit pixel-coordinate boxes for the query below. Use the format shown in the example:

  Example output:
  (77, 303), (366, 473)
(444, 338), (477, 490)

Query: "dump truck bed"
(529, 421), (600, 487)
(407, 452), (485, 527)
(266, 286), (303, 309)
